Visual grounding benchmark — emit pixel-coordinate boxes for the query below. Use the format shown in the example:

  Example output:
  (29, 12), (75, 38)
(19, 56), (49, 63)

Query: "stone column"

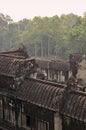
(54, 112), (62, 130)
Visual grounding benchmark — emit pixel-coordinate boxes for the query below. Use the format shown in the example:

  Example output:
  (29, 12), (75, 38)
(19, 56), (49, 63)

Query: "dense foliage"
(0, 12), (86, 58)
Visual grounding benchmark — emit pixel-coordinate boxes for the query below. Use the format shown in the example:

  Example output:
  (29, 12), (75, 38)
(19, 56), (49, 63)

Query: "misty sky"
(0, 0), (86, 21)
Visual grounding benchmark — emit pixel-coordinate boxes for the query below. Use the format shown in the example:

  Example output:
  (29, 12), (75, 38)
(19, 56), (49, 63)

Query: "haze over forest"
(0, 12), (86, 58)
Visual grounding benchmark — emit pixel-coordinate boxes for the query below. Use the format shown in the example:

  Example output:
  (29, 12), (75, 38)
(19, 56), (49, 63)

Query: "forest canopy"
(0, 12), (86, 58)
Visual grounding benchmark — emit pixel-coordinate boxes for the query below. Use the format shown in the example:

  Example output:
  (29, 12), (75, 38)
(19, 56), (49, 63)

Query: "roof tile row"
(16, 78), (86, 123)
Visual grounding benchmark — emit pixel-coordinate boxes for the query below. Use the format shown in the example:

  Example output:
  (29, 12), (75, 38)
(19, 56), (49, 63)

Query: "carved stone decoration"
(52, 90), (64, 112)
(77, 54), (86, 85)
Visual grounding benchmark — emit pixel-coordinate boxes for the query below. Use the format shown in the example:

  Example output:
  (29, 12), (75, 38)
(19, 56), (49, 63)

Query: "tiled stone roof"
(49, 60), (70, 71)
(0, 54), (35, 77)
(36, 59), (70, 71)
(0, 49), (85, 123)
(0, 45), (29, 58)
(17, 78), (65, 111)
(62, 90), (86, 123)
(16, 78), (86, 123)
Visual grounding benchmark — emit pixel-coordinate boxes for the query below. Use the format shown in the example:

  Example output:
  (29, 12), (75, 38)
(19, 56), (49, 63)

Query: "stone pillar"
(47, 68), (50, 80)
(59, 71), (62, 82)
(57, 71), (60, 82)
(2, 97), (5, 120)
(54, 112), (62, 130)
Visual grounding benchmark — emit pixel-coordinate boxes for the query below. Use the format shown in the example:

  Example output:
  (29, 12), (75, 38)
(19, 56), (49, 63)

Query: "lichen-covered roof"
(62, 90), (86, 123)
(69, 53), (86, 63)
(0, 49), (29, 58)
(17, 78), (65, 111)
(16, 78), (86, 123)
(0, 49), (85, 123)
(36, 59), (70, 71)
(36, 59), (50, 69)
(0, 44), (29, 58)
(50, 60), (70, 71)
(0, 54), (35, 77)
